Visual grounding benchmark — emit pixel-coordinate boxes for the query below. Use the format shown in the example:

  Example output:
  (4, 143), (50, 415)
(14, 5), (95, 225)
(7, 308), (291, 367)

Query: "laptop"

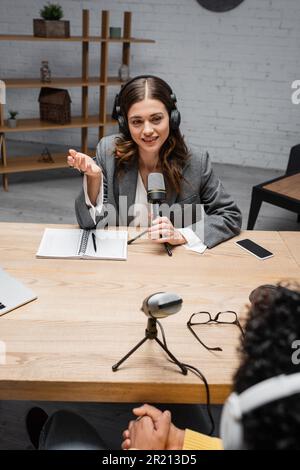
(0, 267), (37, 317)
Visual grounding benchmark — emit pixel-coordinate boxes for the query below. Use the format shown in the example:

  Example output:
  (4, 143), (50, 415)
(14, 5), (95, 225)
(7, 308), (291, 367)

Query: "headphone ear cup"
(220, 393), (244, 450)
(112, 95), (120, 120)
(117, 115), (129, 136)
(170, 109), (181, 130)
(113, 93), (129, 136)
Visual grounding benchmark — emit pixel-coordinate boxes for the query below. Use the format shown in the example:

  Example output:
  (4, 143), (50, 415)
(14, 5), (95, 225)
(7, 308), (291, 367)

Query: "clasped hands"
(121, 404), (185, 450)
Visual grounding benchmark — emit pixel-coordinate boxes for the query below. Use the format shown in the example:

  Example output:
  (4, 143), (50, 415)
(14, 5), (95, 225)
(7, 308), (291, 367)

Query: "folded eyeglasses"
(187, 310), (245, 352)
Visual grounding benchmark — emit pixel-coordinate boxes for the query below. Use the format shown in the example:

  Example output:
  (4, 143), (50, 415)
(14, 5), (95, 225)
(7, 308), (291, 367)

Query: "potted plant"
(7, 110), (18, 128)
(33, 3), (70, 38)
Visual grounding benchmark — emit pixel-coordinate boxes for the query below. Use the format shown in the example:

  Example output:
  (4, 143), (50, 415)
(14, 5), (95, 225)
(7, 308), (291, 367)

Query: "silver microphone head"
(147, 173), (166, 203)
(141, 292), (183, 319)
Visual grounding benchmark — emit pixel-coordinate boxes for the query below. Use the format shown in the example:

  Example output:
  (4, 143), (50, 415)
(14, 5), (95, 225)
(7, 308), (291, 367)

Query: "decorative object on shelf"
(118, 64), (130, 82)
(109, 27), (121, 38)
(38, 146), (54, 163)
(196, 0), (245, 12)
(38, 87), (71, 124)
(33, 2), (70, 38)
(40, 60), (52, 83)
(7, 110), (18, 128)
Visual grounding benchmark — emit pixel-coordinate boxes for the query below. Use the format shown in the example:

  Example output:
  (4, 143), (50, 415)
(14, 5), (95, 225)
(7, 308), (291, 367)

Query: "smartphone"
(235, 238), (274, 260)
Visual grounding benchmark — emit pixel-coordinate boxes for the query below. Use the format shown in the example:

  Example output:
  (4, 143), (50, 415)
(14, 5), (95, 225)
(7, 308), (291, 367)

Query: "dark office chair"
(247, 144), (300, 229)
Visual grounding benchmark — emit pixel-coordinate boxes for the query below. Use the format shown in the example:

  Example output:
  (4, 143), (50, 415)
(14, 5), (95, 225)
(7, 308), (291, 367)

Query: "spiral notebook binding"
(78, 230), (89, 256)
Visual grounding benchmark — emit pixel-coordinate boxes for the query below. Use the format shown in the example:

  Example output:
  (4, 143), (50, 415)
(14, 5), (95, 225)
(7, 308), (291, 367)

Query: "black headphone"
(113, 75), (181, 136)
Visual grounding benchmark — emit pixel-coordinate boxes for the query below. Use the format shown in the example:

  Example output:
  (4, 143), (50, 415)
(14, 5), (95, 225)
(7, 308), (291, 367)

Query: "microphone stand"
(151, 202), (173, 257)
(112, 317), (187, 375)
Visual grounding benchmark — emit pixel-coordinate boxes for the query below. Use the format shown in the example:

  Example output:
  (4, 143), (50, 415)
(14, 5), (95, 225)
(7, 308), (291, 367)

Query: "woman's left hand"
(149, 217), (186, 246)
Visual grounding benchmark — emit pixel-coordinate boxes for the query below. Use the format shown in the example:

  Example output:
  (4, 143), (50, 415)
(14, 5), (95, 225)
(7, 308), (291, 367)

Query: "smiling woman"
(68, 75), (242, 249)
(114, 76), (184, 194)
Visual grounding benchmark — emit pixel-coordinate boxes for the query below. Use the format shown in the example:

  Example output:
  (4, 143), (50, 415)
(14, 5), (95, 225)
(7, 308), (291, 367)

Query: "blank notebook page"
(36, 228), (80, 257)
(85, 230), (127, 259)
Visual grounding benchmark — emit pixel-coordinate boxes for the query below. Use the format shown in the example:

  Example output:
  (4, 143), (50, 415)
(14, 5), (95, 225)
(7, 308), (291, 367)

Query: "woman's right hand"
(67, 149), (102, 178)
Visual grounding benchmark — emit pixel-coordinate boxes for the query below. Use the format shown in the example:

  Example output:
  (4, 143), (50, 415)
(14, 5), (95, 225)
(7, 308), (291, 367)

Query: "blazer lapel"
(164, 161), (190, 226)
(116, 159), (138, 226)
(166, 185), (177, 206)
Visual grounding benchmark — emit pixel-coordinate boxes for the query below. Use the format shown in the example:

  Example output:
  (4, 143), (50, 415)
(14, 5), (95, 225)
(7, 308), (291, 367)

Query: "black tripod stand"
(112, 317), (188, 375)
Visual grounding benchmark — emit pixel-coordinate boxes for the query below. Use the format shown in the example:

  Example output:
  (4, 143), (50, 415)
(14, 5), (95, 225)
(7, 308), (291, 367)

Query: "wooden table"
(0, 223), (299, 404)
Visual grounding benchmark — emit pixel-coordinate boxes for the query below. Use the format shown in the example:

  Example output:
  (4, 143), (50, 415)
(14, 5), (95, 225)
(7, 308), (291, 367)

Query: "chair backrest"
(286, 145), (300, 175)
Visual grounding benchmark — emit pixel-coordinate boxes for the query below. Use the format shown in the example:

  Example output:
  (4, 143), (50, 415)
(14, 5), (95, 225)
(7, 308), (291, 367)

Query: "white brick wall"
(0, 0), (299, 170)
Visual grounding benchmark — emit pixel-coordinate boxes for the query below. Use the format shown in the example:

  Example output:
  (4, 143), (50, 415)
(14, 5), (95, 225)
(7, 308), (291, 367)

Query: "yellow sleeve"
(183, 429), (223, 450)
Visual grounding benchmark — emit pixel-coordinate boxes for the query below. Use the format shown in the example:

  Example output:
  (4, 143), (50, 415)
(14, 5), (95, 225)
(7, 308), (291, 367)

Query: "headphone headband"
(237, 372), (300, 414)
(117, 75), (174, 102)
(113, 75), (181, 135)
(220, 372), (300, 449)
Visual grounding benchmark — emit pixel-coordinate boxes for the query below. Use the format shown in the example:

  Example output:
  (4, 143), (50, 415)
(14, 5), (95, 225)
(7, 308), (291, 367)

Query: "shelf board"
(0, 34), (155, 44)
(0, 151), (98, 175)
(108, 38), (155, 43)
(0, 153), (69, 174)
(3, 76), (129, 89)
(0, 115), (117, 133)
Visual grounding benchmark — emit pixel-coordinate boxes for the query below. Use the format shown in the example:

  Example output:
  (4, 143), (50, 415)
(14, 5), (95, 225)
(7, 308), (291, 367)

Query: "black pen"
(127, 228), (148, 245)
(92, 232), (97, 252)
(164, 242), (173, 257)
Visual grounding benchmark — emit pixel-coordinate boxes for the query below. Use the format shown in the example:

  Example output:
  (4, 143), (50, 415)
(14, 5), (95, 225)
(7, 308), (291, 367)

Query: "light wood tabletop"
(0, 223), (299, 404)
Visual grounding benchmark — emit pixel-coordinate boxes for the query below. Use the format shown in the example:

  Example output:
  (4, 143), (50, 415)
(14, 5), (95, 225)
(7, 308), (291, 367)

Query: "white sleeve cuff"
(177, 227), (207, 254)
(83, 175), (104, 225)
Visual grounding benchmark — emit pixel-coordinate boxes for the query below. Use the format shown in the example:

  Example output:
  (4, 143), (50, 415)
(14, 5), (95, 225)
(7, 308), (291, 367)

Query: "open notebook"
(36, 228), (128, 260)
(0, 267), (37, 317)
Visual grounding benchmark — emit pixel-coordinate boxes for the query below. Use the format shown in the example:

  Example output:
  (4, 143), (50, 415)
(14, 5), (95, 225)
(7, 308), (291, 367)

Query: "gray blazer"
(75, 134), (242, 248)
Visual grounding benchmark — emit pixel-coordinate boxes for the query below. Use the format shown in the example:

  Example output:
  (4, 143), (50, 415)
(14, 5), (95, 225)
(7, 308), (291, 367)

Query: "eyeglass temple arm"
(187, 323), (222, 352)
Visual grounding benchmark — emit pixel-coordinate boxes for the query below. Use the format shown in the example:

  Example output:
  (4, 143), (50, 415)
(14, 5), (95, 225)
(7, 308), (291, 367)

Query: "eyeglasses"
(187, 311), (245, 352)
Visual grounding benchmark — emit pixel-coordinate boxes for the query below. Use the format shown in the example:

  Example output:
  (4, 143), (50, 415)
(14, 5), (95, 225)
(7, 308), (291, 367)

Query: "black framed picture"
(196, 0), (245, 12)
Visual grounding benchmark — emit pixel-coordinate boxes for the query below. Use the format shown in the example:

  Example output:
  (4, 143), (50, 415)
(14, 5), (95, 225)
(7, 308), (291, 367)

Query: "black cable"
(155, 317), (215, 436)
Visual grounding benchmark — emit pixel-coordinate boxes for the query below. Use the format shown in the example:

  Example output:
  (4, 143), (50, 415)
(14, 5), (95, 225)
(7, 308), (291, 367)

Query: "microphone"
(147, 173), (172, 256)
(112, 291), (187, 375)
(147, 173), (166, 218)
(141, 292), (183, 319)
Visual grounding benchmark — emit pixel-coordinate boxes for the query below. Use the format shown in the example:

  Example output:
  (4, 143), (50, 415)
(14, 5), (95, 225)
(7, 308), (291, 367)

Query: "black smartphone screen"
(235, 239), (273, 259)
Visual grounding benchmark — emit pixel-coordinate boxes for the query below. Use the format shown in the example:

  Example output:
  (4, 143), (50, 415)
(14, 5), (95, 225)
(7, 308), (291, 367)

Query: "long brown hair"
(114, 76), (190, 194)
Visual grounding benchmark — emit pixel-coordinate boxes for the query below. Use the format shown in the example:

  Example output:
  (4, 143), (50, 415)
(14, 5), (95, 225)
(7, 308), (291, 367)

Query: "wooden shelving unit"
(0, 10), (155, 190)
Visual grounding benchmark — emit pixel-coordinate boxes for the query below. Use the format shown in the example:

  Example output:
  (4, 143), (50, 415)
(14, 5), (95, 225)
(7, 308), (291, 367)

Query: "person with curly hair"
(26, 284), (300, 450)
(121, 284), (300, 450)
(67, 76), (241, 250)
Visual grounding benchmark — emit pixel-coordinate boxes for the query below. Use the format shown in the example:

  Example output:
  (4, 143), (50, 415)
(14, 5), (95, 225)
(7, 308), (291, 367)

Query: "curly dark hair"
(114, 76), (190, 194)
(233, 284), (300, 449)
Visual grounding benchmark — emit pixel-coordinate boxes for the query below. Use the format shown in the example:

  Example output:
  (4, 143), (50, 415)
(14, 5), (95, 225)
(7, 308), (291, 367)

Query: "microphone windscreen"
(147, 173), (166, 204)
(148, 172), (165, 192)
